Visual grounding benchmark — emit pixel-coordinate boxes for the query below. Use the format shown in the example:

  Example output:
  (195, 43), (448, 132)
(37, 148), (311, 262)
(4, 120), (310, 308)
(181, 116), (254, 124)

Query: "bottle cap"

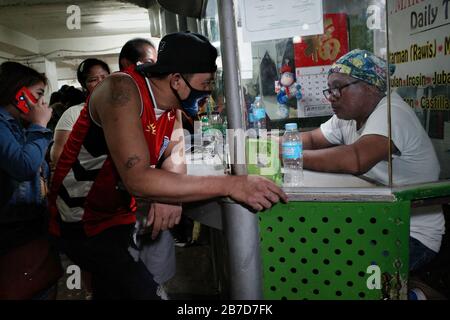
(285, 123), (298, 131)
(201, 116), (209, 123)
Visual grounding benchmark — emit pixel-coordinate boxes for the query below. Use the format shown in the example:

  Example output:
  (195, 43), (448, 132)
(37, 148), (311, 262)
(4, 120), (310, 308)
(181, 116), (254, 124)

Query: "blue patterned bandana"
(329, 49), (395, 92)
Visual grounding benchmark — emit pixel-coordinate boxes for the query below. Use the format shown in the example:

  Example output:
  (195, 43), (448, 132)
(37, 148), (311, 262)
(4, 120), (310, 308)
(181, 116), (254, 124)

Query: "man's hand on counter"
(228, 175), (288, 212)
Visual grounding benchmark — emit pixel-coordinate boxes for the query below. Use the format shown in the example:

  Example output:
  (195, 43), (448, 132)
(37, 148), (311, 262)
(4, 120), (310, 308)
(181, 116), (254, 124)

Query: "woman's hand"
(21, 95), (52, 127)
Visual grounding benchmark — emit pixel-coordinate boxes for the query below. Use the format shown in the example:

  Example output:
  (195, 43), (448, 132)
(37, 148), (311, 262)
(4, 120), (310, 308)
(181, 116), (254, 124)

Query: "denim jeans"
(409, 236), (437, 271)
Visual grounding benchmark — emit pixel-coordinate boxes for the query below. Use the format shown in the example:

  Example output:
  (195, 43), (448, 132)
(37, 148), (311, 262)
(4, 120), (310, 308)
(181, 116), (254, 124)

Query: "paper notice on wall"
(237, 26), (254, 79)
(239, 0), (324, 42)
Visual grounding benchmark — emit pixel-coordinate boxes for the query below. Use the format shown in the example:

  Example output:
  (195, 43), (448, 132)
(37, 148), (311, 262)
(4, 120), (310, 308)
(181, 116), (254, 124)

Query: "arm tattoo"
(125, 155), (141, 169)
(110, 76), (131, 107)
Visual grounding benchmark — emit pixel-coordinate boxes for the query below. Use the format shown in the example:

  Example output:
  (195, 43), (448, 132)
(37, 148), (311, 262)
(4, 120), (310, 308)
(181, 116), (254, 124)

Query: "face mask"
(172, 74), (212, 117)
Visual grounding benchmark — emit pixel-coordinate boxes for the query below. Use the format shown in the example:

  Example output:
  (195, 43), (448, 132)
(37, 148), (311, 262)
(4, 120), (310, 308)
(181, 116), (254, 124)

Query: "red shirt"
(49, 67), (176, 237)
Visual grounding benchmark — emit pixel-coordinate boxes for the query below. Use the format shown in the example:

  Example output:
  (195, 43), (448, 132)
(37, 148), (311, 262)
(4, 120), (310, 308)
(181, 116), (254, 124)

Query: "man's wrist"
(223, 175), (236, 198)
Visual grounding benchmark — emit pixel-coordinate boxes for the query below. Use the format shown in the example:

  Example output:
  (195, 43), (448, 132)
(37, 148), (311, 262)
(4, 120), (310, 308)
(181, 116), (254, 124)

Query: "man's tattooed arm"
(125, 154), (141, 169)
(109, 76), (131, 108)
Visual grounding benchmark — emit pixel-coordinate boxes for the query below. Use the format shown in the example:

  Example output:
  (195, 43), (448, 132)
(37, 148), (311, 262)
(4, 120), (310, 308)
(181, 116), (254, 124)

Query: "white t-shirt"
(54, 103), (84, 131)
(320, 92), (444, 252)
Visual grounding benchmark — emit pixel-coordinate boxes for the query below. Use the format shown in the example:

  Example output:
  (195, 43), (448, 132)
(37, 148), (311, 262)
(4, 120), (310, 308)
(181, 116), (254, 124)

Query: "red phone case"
(15, 87), (37, 114)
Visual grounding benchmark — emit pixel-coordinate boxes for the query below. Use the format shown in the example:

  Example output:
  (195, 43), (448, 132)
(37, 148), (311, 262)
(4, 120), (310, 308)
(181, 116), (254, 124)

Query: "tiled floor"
(165, 243), (221, 299)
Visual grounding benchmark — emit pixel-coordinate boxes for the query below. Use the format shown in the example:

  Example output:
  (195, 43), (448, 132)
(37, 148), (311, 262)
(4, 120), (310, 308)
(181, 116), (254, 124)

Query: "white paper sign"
(387, 0), (450, 112)
(388, 0), (450, 87)
(237, 27), (254, 79)
(239, 0), (324, 42)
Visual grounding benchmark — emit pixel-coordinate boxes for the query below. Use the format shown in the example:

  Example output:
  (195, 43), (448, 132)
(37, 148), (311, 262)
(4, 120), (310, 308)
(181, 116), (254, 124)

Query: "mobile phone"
(15, 86), (37, 114)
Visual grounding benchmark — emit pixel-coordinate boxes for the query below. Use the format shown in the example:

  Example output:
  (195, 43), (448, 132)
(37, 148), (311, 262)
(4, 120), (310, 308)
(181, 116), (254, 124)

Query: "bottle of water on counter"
(252, 96), (266, 136)
(282, 123), (303, 187)
(201, 114), (214, 160)
(247, 103), (255, 129)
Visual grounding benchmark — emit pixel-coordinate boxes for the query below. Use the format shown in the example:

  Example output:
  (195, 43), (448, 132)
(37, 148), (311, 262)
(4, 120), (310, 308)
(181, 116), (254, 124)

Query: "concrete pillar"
(187, 17), (199, 33)
(28, 58), (59, 100)
(44, 59), (59, 94)
(161, 9), (179, 35)
(147, 1), (162, 38)
(178, 16), (188, 32)
(145, 1), (200, 36)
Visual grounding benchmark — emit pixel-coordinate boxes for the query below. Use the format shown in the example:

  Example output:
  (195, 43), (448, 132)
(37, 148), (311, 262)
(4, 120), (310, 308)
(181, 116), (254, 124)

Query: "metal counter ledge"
(184, 162), (395, 230)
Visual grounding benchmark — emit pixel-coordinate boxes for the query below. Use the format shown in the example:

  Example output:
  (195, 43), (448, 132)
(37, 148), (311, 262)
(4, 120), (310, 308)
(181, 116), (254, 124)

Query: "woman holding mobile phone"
(0, 61), (62, 299)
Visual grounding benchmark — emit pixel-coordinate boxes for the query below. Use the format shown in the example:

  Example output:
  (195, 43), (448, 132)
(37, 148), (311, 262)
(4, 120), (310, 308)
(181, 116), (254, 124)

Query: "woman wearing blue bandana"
(300, 49), (444, 273)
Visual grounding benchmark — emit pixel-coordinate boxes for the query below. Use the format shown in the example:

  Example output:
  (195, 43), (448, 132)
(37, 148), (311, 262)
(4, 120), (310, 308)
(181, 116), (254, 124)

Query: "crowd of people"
(0, 33), (445, 300)
(0, 32), (286, 300)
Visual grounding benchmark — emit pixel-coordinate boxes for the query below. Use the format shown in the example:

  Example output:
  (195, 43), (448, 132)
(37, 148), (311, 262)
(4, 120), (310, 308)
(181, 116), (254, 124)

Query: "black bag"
(260, 51), (278, 96)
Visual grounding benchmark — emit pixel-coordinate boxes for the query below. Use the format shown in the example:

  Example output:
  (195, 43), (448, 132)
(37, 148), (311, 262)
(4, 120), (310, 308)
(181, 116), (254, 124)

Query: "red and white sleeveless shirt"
(48, 67), (176, 237)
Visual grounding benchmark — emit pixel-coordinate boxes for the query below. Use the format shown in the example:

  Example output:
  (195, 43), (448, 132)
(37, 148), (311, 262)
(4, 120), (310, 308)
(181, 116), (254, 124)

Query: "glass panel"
(387, 0), (450, 184)
(195, 0), (228, 172)
(241, 1), (387, 128)
(231, 0), (391, 190)
(201, 0), (225, 117)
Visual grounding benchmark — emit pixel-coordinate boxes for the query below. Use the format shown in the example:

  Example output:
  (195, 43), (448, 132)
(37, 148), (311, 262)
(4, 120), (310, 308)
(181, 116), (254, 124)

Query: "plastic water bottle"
(282, 123), (303, 187)
(201, 115), (214, 160)
(222, 118), (229, 169)
(200, 114), (209, 137)
(252, 96), (266, 136)
(248, 103), (255, 129)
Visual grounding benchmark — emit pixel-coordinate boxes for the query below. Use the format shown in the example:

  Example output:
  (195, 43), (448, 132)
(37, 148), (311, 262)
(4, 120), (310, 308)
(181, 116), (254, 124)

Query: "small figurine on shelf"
(275, 64), (302, 105)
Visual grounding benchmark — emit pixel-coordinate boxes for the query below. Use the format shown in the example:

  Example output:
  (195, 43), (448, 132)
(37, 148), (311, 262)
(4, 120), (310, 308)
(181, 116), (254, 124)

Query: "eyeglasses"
(201, 79), (216, 89)
(180, 74), (215, 91)
(323, 80), (360, 100)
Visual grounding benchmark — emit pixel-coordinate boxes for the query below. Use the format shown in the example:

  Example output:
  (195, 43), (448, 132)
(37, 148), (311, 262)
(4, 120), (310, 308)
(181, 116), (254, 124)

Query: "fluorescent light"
(97, 13), (148, 22)
(97, 20), (150, 29)
(95, 13), (150, 29)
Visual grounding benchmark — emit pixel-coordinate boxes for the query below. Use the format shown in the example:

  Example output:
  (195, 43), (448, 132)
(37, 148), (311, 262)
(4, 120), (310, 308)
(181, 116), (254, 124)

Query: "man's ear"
(170, 73), (182, 89)
(120, 58), (132, 70)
